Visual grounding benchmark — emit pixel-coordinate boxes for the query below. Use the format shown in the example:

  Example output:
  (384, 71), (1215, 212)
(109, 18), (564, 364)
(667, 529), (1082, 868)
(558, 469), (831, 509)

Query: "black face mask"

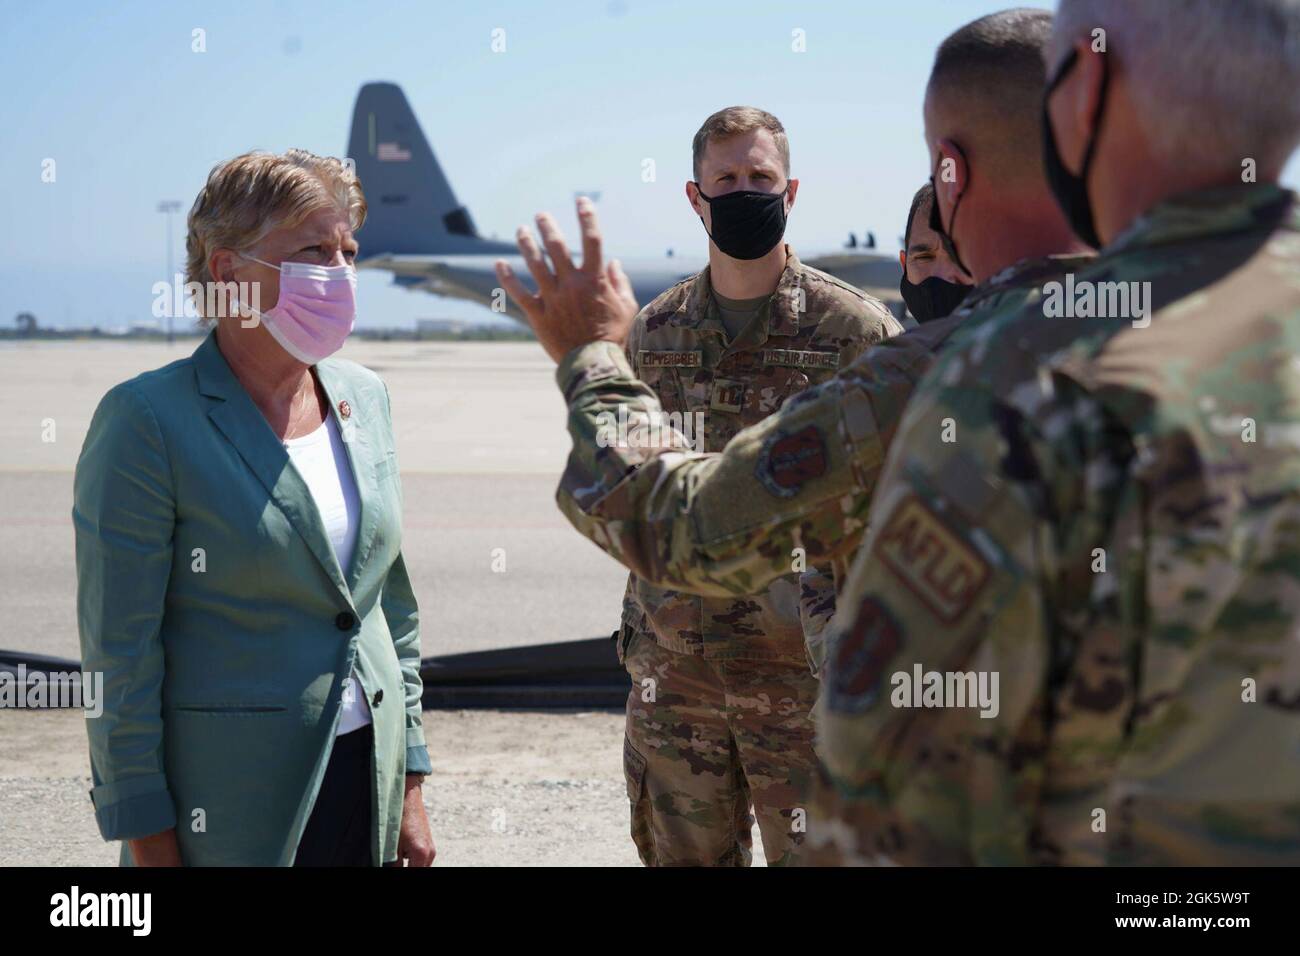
(927, 147), (974, 279)
(899, 272), (971, 323)
(694, 184), (789, 261)
(1042, 47), (1109, 249)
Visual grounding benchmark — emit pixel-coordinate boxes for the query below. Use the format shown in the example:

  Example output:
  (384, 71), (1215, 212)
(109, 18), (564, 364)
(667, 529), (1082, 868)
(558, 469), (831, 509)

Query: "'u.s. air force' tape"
(761, 348), (840, 370)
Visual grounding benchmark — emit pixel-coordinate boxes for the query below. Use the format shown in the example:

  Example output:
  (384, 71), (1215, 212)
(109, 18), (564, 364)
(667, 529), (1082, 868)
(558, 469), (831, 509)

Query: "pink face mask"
(237, 254), (357, 364)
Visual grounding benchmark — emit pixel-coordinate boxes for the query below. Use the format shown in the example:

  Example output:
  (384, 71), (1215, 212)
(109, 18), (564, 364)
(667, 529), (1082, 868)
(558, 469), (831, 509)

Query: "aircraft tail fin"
(346, 82), (516, 256)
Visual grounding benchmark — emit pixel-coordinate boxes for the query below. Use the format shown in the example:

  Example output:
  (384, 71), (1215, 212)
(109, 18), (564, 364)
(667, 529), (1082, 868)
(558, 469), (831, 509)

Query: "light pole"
(157, 200), (182, 343)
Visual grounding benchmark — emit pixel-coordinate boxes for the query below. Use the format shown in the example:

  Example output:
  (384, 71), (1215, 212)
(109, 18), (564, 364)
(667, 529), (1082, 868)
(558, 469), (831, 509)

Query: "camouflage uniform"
(556, 253), (1087, 639)
(553, 249), (1089, 863)
(612, 247), (898, 865)
(811, 184), (1300, 866)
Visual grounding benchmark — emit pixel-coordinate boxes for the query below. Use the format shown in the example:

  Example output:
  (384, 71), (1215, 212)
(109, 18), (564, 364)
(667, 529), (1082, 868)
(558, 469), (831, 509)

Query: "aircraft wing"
(359, 252), (698, 324)
(360, 253), (511, 313)
(364, 250), (905, 324)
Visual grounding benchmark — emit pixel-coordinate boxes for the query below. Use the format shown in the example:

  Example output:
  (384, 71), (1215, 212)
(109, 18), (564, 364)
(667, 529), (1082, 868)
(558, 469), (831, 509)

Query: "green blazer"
(73, 331), (431, 866)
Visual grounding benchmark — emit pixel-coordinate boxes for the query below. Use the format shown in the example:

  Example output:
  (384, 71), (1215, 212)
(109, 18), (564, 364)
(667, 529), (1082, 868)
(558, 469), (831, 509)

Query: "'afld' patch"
(874, 494), (990, 624)
(754, 424), (828, 498)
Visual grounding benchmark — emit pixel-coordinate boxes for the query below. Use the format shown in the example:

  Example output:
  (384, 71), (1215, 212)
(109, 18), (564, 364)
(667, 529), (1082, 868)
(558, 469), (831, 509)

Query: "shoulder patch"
(825, 597), (902, 714)
(873, 494), (990, 624)
(754, 424), (828, 498)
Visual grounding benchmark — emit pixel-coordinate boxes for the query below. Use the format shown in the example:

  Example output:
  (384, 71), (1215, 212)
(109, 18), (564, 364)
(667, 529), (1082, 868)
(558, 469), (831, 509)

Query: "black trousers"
(294, 724), (375, 867)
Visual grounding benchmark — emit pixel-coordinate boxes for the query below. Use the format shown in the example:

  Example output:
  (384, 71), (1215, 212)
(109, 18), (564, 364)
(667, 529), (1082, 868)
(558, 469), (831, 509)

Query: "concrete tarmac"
(0, 337), (630, 662)
(0, 706), (655, 867)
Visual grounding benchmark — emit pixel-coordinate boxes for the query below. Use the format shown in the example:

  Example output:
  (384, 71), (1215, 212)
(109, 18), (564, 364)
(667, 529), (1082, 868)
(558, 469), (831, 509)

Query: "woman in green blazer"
(73, 149), (435, 866)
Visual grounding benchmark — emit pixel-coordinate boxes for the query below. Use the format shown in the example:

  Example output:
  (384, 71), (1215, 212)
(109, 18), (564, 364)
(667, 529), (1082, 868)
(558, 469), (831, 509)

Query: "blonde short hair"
(185, 148), (367, 324)
(691, 106), (790, 182)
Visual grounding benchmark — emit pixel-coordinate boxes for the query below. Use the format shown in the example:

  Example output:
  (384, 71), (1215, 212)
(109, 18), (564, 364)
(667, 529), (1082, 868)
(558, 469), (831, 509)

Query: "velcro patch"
(638, 350), (702, 368)
(710, 378), (746, 413)
(825, 598), (902, 714)
(755, 424), (828, 498)
(762, 348), (840, 370)
(874, 495), (990, 624)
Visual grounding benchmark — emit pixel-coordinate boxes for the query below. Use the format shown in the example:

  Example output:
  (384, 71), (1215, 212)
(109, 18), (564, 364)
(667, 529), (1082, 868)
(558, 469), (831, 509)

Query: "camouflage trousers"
(620, 633), (821, 866)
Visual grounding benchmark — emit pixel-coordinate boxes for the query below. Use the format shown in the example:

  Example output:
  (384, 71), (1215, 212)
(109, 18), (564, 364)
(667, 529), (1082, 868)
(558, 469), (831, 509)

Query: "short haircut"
(1053, 0), (1300, 172)
(692, 106), (790, 181)
(185, 149), (366, 324)
(904, 182), (935, 249)
(925, 8), (1055, 187)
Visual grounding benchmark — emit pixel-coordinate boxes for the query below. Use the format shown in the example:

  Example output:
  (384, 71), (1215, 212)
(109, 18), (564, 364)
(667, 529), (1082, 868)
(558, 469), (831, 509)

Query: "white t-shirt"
(283, 411), (372, 736)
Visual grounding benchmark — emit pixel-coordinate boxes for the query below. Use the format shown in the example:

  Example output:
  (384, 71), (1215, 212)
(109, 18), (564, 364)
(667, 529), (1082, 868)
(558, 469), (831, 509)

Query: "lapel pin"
(337, 399), (352, 421)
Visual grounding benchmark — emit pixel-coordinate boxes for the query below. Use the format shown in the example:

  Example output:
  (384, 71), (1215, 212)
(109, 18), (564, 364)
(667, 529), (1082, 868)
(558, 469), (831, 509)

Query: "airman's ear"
(1070, 38), (1109, 165)
(933, 138), (968, 214)
(685, 181), (705, 217)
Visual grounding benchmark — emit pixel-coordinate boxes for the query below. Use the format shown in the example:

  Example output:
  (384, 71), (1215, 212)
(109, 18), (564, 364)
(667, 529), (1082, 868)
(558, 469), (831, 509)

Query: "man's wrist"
(555, 339), (635, 394)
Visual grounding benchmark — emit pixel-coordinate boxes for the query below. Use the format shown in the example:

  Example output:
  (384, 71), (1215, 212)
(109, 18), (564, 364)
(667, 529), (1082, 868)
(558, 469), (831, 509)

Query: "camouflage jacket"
(554, 249), (1090, 671)
(816, 184), (1300, 866)
(620, 247), (901, 663)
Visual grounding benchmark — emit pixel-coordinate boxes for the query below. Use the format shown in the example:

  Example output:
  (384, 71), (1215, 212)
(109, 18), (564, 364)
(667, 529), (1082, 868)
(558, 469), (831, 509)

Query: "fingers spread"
(607, 257), (631, 297)
(495, 260), (542, 319)
(576, 197), (603, 275)
(608, 258), (640, 314)
(516, 227), (556, 295)
(535, 213), (575, 279)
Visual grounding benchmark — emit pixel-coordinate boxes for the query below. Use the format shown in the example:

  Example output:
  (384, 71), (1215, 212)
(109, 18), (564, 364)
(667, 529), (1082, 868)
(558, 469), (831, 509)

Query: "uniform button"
(372, 689), (383, 707)
(335, 611), (356, 631)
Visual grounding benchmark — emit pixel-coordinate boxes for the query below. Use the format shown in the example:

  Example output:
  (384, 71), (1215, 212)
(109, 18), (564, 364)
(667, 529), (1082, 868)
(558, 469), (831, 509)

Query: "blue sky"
(4, 0), (1298, 330)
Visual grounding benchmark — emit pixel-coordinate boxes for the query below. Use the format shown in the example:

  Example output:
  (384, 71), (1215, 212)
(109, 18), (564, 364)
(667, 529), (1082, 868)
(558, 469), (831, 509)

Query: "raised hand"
(495, 196), (639, 363)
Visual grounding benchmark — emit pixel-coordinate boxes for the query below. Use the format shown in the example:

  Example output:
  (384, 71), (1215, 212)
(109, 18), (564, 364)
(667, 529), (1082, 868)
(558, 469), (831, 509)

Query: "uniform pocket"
(623, 733), (657, 865)
(742, 366), (811, 427)
(172, 703), (288, 715)
(623, 734), (647, 802)
(640, 367), (687, 414)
